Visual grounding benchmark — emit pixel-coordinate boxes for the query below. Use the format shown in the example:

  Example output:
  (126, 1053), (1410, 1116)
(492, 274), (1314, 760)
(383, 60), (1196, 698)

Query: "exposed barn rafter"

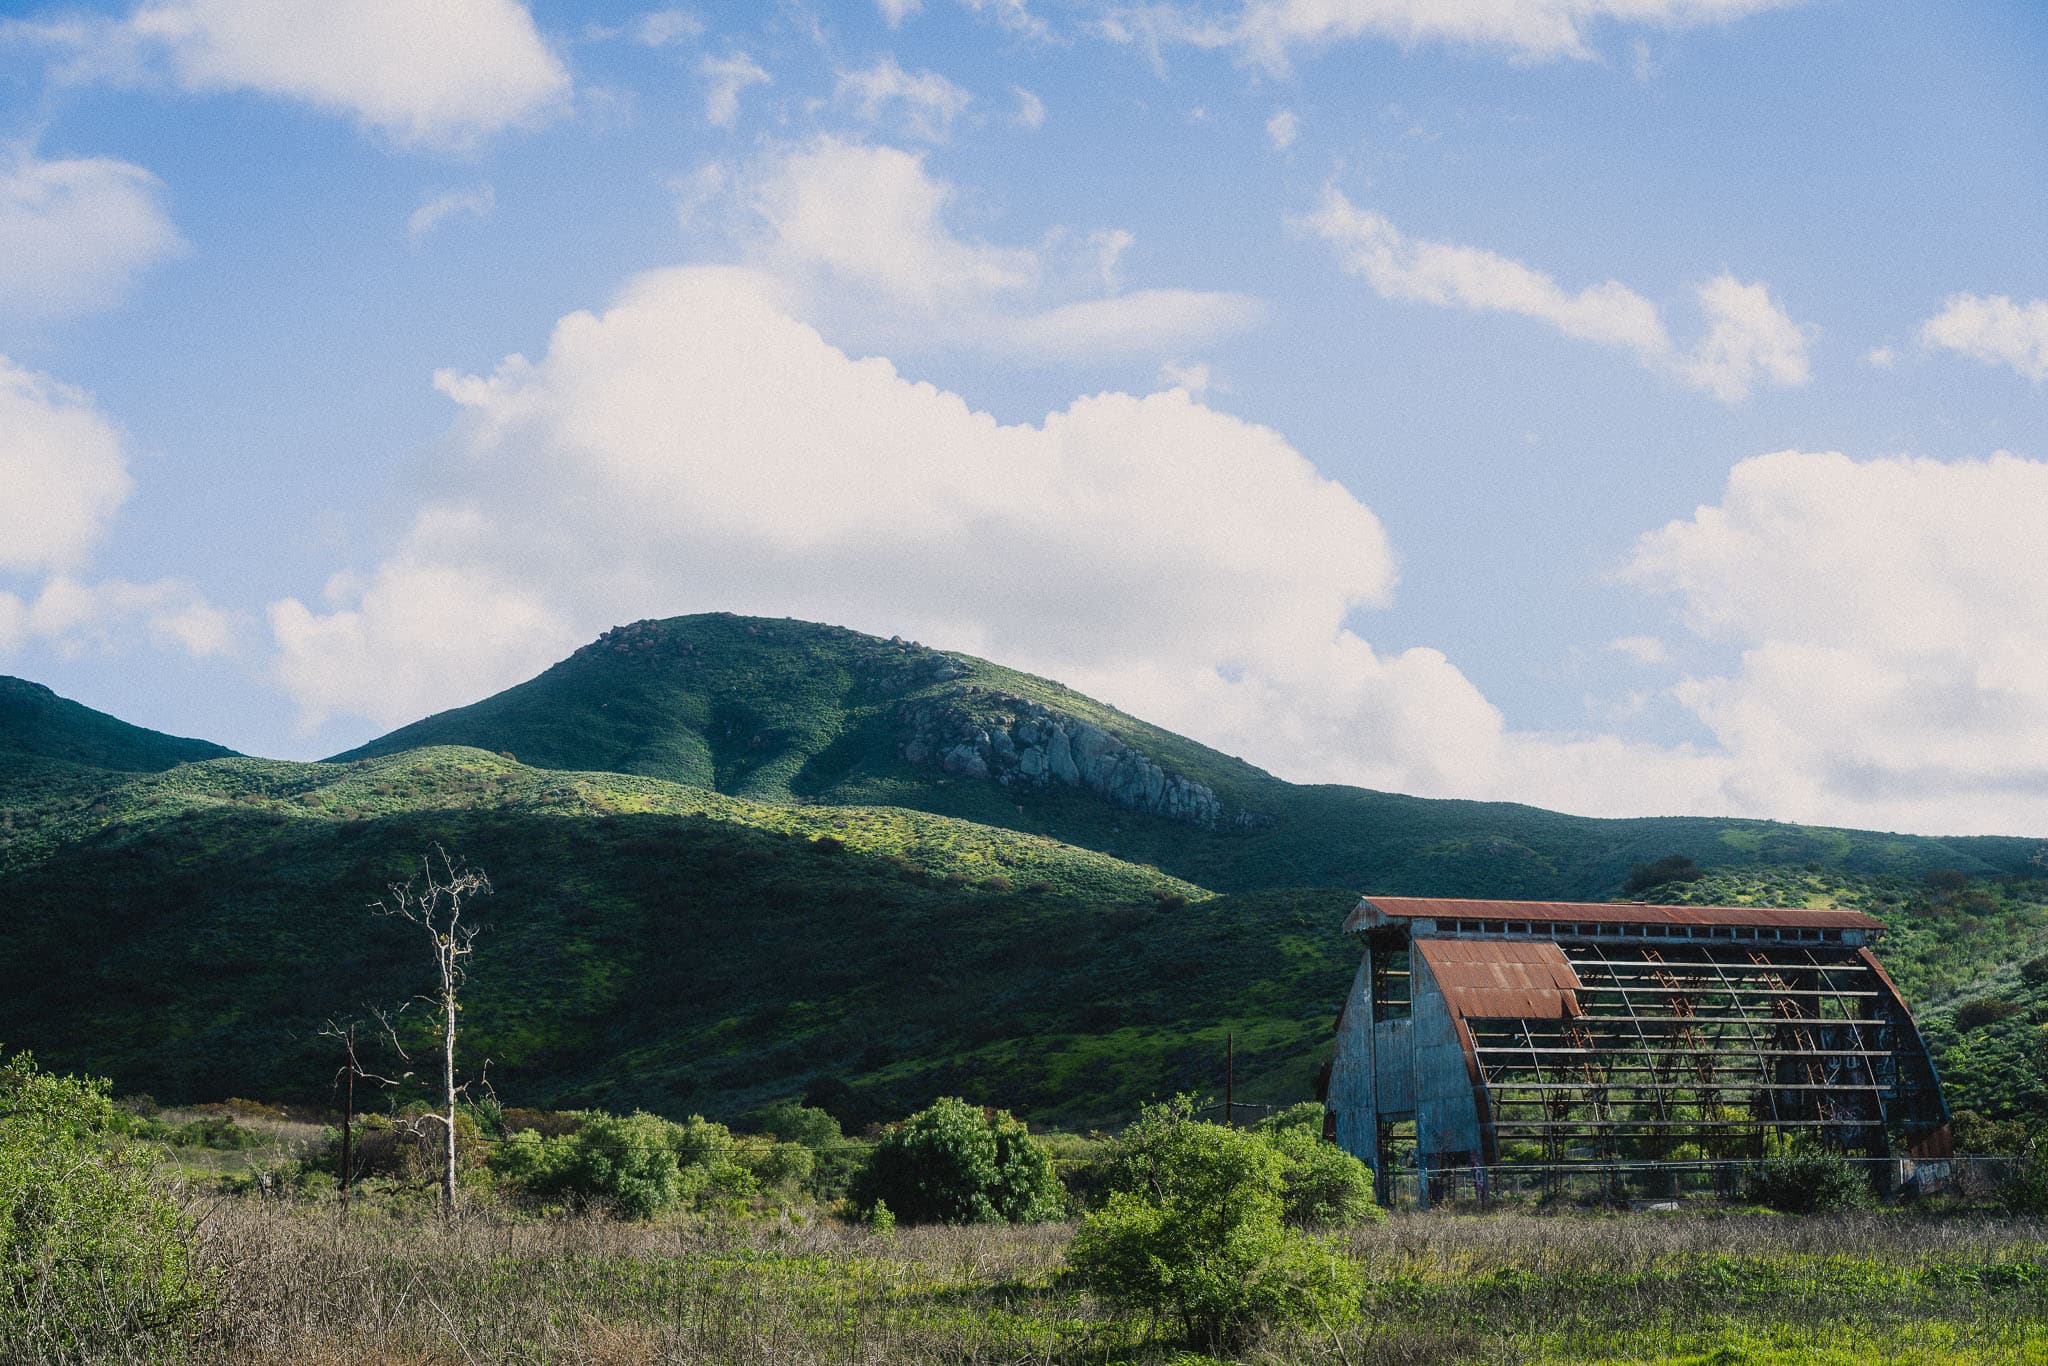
(1324, 896), (1950, 1199)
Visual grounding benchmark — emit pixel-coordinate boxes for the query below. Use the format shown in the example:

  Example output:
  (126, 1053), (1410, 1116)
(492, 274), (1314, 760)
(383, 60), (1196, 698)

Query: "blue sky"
(1, 0), (2044, 835)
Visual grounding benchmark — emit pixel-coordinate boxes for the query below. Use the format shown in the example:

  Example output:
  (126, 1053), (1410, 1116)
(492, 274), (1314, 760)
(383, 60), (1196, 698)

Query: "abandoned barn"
(1325, 896), (1952, 1187)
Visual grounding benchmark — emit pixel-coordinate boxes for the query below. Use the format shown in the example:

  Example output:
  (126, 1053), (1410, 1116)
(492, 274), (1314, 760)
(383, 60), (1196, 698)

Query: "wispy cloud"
(699, 51), (770, 127)
(1306, 190), (1809, 402)
(406, 185), (495, 242)
(1011, 85), (1046, 129)
(836, 56), (971, 142)
(1103, 0), (1800, 71)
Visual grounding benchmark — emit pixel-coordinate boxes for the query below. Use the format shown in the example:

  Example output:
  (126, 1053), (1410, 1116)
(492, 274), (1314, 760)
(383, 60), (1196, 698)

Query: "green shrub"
(753, 1100), (841, 1151)
(555, 1111), (695, 1219)
(1069, 1097), (1363, 1348)
(1954, 998), (2026, 1032)
(490, 1111), (689, 1218)
(1624, 854), (1704, 896)
(853, 1097), (1063, 1225)
(0, 1051), (206, 1354)
(743, 1137), (815, 1191)
(1749, 1145), (1872, 1213)
(1259, 1124), (1381, 1227)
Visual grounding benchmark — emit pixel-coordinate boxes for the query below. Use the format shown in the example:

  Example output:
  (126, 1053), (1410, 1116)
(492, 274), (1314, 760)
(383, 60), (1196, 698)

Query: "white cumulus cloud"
(1681, 273), (1810, 402)
(112, 0), (571, 148)
(1306, 190), (1809, 402)
(0, 357), (132, 573)
(0, 148), (183, 321)
(729, 137), (1260, 362)
(747, 138), (1036, 309)
(1625, 449), (2048, 833)
(259, 265), (2048, 833)
(268, 266), (1399, 734)
(0, 356), (229, 660)
(1919, 294), (2048, 383)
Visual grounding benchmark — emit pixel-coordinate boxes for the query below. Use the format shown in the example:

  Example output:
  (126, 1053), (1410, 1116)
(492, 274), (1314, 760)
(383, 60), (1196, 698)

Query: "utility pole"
(1225, 1030), (1235, 1127)
(340, 1023), (355, 1220)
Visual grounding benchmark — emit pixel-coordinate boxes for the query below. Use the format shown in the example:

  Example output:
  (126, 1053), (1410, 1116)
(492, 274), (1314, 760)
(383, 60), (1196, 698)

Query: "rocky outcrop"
(898, 689), (1260, 829)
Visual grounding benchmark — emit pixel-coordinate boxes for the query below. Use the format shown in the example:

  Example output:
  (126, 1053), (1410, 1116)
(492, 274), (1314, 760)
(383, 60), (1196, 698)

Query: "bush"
(340, 1107), (490, 1185)
(492, 1111), (690, 1219)
(1954, 998), (2026, 1032)
(741, 1137), (815, 1191)
(853, 1098), (1062, 1225)
(1749, 1145), (1872, 1213)
(1623, 854), (1704, 897)
(1069, 1097), (1363, 1348)
(1259, 1124), (1381, 1227)
(490, 1110), (798, 1217)
(2020, 954), (2048, 989)
(0, 1051), (206, 1354)
(1952, 1109), (2034, 1155)
(753, 1100), (841, 1151)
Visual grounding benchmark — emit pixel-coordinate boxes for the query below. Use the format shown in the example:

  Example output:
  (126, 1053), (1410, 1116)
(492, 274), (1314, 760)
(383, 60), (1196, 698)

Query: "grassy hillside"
(0, 675), (235, 771)
(4, 618), (2045, 1132)
(334, 614), (2042, 898)
(0, 746), (1342, 1127)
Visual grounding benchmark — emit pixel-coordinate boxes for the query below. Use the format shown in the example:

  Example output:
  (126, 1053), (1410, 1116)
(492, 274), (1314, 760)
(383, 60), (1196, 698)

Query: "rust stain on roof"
(1346, 896), (1883, 934)
(1414, 937), (1583, 1021)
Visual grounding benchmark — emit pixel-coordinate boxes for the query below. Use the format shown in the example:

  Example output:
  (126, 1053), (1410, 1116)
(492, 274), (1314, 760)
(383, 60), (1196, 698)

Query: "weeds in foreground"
(85, 1199), (2035, 1366)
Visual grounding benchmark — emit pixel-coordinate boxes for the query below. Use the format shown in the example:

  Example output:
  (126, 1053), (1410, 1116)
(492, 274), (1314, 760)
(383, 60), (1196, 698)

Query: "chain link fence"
(1379, 1154), (2023, 1211)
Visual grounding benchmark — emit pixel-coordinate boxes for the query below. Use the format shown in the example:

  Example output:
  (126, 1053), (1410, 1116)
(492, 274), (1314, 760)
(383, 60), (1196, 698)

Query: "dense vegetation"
(2, 613), (2045, 1133)
(0, 1053), (204, 1358)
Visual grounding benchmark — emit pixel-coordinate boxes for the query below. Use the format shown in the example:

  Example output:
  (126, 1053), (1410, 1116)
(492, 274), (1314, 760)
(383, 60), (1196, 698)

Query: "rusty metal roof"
(1414, 938), (1583, 1021)
(1346, 895), (1883, 934)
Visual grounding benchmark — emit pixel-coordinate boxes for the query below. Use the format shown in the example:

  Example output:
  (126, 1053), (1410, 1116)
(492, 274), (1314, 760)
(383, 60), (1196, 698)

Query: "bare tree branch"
(365, 844), (492, 1217)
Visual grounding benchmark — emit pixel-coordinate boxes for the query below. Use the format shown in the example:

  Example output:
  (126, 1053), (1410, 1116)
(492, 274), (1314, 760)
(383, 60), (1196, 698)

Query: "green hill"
(334, 614), (2040, 898)
(0, 675), (236, 772)
(2, 614), (2044, 1131)
(0, 745), (1336, 1125)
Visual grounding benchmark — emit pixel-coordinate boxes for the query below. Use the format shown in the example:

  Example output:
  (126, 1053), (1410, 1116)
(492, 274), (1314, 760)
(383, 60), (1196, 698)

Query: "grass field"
(153, 1199), (2044, 1365)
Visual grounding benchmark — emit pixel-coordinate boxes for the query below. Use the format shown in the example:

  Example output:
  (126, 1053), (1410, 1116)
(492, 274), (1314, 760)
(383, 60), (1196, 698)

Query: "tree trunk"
(441, 971), (459, 1217)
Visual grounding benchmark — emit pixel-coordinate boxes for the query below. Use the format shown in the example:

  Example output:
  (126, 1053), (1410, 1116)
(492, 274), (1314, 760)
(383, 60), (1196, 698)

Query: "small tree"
(1069, 1096), (1363, 1348)
(1749, 1144), (1871, 1213)
(853, 1097), (1062, 1225)
(374, 847), (491, 1217)
(0, 1051), (205, 1354)
(1254, 1106), (1381, 1227)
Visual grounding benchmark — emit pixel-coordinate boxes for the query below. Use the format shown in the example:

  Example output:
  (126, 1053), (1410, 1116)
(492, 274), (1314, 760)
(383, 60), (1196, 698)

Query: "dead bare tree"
(319, 1013), (412, 1219)
(372, 847), (492, 1217)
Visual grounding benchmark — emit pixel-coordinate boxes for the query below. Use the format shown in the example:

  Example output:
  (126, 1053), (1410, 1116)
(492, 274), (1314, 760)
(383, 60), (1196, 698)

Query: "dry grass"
(34, 1197), (2043, 1365)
